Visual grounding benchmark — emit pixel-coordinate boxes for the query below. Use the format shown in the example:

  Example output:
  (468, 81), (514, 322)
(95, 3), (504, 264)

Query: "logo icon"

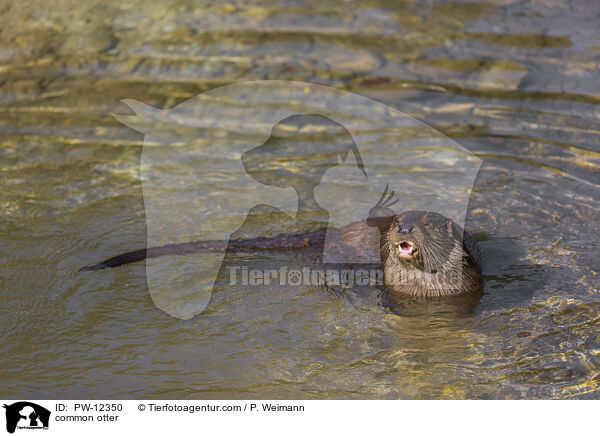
(3, 402), (50, 434)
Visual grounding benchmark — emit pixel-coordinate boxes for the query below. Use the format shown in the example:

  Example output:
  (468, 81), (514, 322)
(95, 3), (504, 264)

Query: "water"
(1, 0), (599, 399)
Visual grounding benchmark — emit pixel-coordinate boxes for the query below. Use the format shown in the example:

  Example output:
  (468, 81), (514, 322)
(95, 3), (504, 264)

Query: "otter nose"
(398, 226), (413, 235)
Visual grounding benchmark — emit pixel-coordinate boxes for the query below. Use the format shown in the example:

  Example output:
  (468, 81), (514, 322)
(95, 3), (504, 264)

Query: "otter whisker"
(421, 246), (435, 270)
(425, 250), (444, 271)
(379, 234), (391, 259)
(421, 244), (447, 271)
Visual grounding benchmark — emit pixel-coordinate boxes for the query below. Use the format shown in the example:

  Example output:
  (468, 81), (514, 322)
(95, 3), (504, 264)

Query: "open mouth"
(397, 241), (417, 259)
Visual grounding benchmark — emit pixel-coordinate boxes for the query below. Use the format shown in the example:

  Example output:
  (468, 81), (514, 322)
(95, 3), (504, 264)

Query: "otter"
(340, 210), (484, 298)
(81, 209), (483, 300)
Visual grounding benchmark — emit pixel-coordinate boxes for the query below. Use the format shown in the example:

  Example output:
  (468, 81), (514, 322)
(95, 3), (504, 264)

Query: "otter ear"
(113, 99), (161, 134)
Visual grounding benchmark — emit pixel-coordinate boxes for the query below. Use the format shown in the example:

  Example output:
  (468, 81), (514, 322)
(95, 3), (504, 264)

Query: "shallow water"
(1, 0), (599, 399)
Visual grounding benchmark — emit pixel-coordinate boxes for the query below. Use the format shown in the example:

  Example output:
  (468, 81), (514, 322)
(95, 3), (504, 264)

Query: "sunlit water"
(1, 0), (599, 399)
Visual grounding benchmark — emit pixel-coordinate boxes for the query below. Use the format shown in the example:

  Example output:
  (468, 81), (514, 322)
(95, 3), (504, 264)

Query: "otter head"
(384, 210), (459, 273)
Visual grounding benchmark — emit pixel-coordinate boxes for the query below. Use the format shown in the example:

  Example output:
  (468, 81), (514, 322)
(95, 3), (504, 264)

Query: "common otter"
(81, 209), (483, 299)
(363, 210), (483, 297)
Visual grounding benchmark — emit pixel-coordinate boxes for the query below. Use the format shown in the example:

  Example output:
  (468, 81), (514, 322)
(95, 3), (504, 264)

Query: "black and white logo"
(3, 402), (50, 434)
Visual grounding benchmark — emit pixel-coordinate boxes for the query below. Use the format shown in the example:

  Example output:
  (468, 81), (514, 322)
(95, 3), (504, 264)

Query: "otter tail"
(80, 229), (328, 271)
(80, 240), (228, 271)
